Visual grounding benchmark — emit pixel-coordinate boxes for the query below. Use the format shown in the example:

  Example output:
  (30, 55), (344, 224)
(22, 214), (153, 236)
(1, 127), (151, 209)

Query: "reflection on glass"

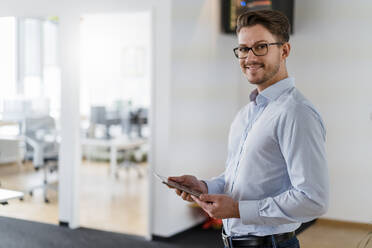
(0, 16), (60, 133)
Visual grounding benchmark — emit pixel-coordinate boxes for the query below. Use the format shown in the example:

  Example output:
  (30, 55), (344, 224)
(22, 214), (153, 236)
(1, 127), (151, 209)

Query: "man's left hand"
(191, 194), (240, 219)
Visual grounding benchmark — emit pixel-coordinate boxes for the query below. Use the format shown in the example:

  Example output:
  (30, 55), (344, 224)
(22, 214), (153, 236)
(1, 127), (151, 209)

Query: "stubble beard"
(246, 62), (281, 86)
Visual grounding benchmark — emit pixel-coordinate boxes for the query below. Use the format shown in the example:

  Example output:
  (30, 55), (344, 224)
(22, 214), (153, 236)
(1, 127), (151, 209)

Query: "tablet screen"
(152, 171), (202, 198)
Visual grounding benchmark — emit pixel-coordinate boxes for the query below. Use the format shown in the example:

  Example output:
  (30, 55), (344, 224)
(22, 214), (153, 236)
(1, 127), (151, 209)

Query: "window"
(0, 17), (60, 118)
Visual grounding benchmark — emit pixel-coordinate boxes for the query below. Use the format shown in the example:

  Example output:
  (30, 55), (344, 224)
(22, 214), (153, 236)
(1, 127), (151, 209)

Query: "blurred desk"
(0, 136), (23, 165)
(0, 120), (21, 137)
(81, 137), (146, 177)
(0, 188), (24, 205)
(0, 120), (18, 126)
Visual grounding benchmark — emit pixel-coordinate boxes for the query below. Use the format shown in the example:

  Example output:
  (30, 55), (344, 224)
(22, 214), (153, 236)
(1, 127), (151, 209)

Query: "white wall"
(290, 0), (372, 223)
(238, 0), (372, 223)
(170, 0), (240, 176)
(151, 0), (241, 236)
(80, 12), (151, 113)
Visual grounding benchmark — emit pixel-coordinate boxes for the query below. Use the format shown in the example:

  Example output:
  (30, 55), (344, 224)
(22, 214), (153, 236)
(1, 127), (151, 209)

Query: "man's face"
(237, 25), (285, 86)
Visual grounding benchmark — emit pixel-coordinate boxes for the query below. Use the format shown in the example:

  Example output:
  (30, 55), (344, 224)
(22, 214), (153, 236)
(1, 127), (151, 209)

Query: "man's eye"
(239, 47), (249, 52)
(255, 44), (267, 50)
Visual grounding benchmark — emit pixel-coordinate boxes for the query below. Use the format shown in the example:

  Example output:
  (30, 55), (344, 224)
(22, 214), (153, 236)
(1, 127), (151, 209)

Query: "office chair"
(120, 106), (132, 138)
(23, 115), (59, 203)
(90, 106), (121, 139)
(116, 108), (149, 178)
(129, 108), (148, 138)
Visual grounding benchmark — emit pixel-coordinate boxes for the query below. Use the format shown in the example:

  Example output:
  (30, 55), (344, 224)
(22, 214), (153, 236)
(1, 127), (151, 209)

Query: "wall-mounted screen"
(221, 0), (294, 34)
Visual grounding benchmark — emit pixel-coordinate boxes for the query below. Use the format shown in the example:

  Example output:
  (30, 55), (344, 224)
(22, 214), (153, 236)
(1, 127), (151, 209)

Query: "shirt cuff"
(239, 200), (264, 225)
(202, 179), (222, 194)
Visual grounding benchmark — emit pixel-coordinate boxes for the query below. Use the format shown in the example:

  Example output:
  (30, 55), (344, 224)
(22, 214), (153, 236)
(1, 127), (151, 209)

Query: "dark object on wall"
(221, 0), (294, 34)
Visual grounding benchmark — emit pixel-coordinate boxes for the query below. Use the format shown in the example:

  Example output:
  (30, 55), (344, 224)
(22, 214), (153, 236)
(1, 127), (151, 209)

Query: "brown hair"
(236, 10), (290, 42)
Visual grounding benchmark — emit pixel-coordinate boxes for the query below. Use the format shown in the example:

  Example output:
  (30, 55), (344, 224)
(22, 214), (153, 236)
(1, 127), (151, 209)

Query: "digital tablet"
(152, 171), (202, 198)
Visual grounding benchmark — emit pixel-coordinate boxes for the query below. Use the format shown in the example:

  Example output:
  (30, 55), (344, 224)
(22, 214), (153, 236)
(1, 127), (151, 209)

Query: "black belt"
(222, 229), (295, 248)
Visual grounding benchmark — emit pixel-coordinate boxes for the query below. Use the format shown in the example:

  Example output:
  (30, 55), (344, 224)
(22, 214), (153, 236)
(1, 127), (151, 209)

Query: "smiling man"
(169, 10), (329, 248)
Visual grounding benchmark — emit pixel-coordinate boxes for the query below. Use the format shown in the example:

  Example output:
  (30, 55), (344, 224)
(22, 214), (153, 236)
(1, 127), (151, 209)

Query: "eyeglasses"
(233, 42), (283, 58)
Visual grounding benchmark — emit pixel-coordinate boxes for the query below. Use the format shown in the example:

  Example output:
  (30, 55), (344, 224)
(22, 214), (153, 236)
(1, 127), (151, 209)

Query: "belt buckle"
(221, 229), (231, 248)
(222, 236), (230, 248)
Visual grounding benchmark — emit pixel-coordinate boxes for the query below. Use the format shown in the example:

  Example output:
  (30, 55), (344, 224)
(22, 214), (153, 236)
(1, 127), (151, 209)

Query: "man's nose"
(245, 49), (258, 60)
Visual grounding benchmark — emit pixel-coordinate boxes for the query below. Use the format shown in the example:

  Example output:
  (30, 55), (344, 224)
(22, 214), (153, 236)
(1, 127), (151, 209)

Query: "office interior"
(0, 0), (371, 248)
(0, 11), (151, 236)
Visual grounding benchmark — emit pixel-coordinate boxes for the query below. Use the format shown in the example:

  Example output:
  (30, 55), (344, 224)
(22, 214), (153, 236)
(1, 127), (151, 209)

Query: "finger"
(181, 191), (189, 201)
(168, 176), (185, 183)
(185, 195), (194, 202)
(165, 182), (175, 189)
(191, 195), (199, 203)
(175, 189), (182, 196)
(192, 196), (211, 210)
(199, 194), (215, 203)
(191, 195), (201, 205)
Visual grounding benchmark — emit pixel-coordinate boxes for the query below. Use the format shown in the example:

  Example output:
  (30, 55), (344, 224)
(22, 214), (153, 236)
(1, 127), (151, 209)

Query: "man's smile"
(244, 63), (264, 72)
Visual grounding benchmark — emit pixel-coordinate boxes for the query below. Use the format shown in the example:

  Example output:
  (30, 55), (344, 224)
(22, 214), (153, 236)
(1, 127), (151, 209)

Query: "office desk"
(81, 137), (146, 177)
(0, 120), (18, 126)
(0, 188), (24, 205)
(0, 136), (23, 165)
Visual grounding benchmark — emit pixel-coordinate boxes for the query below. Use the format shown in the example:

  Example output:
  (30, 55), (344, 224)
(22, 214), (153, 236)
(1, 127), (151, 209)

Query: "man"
(169, 10), (329, 248)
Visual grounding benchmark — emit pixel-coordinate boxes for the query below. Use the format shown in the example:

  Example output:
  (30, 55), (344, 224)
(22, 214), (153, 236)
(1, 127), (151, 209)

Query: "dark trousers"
(224, 235), (300, 248)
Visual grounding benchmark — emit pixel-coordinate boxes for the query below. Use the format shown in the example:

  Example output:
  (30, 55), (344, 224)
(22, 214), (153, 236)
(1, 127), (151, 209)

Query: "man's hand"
(191, 194), (240, 219)
(168, 175), (208, 202)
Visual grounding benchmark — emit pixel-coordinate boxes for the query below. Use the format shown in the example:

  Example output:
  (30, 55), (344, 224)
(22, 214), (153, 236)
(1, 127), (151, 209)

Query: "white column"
(58, 13), (80, 229)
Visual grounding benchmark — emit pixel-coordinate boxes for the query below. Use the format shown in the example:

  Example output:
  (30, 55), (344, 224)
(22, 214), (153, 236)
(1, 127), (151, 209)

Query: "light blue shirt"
(205, 77), (329, 236)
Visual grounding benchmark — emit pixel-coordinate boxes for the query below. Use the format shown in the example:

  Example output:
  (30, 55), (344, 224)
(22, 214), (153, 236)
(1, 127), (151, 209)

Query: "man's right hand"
(168, 175), (208, 202)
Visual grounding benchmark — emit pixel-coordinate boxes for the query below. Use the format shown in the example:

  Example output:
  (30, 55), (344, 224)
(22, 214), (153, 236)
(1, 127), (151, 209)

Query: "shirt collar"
(249, 77), (295, 105)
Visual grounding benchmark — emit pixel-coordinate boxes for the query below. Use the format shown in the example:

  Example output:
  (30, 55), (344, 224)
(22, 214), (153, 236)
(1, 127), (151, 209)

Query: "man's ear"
(282, 42), (291, 59)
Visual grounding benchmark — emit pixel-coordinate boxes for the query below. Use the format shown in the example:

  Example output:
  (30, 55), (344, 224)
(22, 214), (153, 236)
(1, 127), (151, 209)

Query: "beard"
(246, 61), (281, 86)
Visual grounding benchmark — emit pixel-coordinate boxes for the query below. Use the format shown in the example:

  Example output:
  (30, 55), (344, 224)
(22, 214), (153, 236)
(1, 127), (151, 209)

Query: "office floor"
(297, 219), (372, 248)
(0, 160), (148, 236)
(1, 161), (372, 247)
(1, 215), (372, 248)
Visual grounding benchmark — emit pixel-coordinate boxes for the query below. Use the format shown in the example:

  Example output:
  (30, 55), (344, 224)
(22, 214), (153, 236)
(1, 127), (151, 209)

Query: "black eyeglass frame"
(233, 42), (284, 58)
